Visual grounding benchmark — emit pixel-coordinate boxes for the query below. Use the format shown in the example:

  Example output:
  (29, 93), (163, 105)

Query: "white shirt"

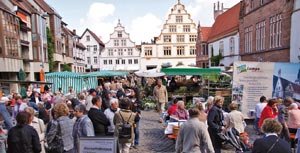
(35, 97), (40, 104)
(255, 102), (267, 118)
(104, 108), (120, 133)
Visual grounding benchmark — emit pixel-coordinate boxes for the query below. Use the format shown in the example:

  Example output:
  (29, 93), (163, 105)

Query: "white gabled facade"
(290, 0), (300, 63)
(208, 34), (240, 67)
(140, 1), (197, 70)
(100, 20), (140, 71)
(80, 29), (105, 72)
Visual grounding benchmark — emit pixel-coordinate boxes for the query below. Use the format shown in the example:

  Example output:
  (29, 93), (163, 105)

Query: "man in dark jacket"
(7, 111), (41, 153)
(88, 96), (110, 136)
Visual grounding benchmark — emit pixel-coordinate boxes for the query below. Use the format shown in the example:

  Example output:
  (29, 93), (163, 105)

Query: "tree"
(210, 52), (223, 66)
(47, 27), (55, 72)
(62, 63), (72, 72)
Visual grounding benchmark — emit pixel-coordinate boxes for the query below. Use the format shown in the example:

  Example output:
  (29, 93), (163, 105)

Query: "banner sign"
(79, 137), (117, 153)
(233, 61), (300, 117)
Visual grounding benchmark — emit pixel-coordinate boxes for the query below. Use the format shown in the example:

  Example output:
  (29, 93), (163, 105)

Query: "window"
(118, 49), (123, 56)
(94, 57), (97, 64)
(87, 46), (90, 52)
(177, 46), (185, 55)
(94, 45), (97, 52)
(164, 35), (171, 42)
(118, 31), (122, 38)
(251, 0), (254, 10)
(176, 16), (183, 23)
(116, 59), (120, 65)
(128, 59), (132, 64)
(163, 46), (171, 56)
(86, 35), (90, 41)
(270, 14), (282, 48)
(245, 26), (253, 53)
(189, 35), (197, 42)
(104, 60), (107, 65)
(177, 35), (184, 42)
(169, 25), (177, 32)
(190, 46), (196, 55)
(109, 60), (112, 64)
(121, 40), (126, 46)
(260, 0), (264, 5)
(134, 59), (138, 64)
(5, 37), (19, 57)
(121, 59), (125, 64)
(183, 25), (190, 32)
(256, 21), (266, 51)
(108, 49), (113, 56)
(219, 41), (224, 55)
(145, 47), (152, 56)
(114, 40), (119, 46)
(87, 57), (91, 64)
(128, 49), (133, 55)
(230, 37), (235, 55)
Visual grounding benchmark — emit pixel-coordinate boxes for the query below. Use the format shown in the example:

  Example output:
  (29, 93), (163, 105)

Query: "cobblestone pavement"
(131, 110), (258, 153)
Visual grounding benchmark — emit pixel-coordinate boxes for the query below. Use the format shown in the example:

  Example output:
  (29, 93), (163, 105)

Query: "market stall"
(45, 71), (97, 94)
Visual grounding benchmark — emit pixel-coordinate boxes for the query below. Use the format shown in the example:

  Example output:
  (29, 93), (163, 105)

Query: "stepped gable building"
(290, 0), (300, 63)
(207, 2), (241, 67)
(239, 0), (294, 62)
(100, 20), (140, 71)
(141, 0), (198, 70)
(196, 23), (211, 68)
(80, 28), (105, 72)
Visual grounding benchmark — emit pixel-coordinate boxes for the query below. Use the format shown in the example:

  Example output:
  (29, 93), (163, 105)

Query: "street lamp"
(72, 36), (79, 72)
(40, 13), (48, 69)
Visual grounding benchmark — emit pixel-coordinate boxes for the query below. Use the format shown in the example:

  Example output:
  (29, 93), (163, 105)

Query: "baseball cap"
(0, 97), (10, 103)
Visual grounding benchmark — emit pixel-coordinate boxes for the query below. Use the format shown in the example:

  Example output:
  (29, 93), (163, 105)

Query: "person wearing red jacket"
(258, 98), (279, 129)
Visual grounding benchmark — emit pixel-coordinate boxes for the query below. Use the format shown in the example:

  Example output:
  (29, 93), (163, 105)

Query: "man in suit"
(252, 119), (292, 153)
(88, 96), (110, 136)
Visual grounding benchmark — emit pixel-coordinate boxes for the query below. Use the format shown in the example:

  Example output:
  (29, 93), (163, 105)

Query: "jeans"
(29, 102), (39, 111)
(134, 121), (139, 146)
(254, 117), (260, 133)
(0, 104), (13, 130)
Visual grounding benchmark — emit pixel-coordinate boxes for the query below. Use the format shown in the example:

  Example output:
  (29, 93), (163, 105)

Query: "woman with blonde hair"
(225, 103), (245, 133)
(207, 96), (225, 153)
(24, 107), (46, 153)
(46, 103), (75, 153)
(194, 99), (207, 122)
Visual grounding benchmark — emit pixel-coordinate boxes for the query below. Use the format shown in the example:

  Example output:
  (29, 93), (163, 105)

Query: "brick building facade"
(239, 0), (294, 62)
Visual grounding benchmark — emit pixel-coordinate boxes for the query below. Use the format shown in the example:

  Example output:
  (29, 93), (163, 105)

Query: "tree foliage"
(210, 52), (223, 66)
(62, 63), (72, 72)
(47, 27), (55, 72)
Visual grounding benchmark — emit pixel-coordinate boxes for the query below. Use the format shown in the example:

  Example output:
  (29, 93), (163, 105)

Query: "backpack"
(118, 112), (132, 139)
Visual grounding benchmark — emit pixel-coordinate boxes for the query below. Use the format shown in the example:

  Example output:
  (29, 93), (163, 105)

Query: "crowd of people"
(0, 75), (299, 153)
(0, 77), (143, 153)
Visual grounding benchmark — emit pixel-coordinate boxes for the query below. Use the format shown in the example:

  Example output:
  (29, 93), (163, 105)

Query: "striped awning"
(45, 71), (97, 95)
(85, 70), (129, 77)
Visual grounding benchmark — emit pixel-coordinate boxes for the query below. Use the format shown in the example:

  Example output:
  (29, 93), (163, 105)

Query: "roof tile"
(208, 2), (241, 41)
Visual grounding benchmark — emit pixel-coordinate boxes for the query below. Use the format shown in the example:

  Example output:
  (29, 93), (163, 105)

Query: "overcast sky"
(45, 0), (240, 44)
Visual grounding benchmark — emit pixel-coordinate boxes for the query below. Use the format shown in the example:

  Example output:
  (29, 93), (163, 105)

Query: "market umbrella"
(18, 68), (25, 81)
(18, 69), (27, 98)
(134, 69), (165, 77)
(40, 69), (45, 93)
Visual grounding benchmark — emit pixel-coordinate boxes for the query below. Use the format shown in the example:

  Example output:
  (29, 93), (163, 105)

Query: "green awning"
(161, 67), (221, 76)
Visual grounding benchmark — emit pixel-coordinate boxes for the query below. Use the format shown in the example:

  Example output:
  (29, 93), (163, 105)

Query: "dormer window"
(178, 9), (181, 13)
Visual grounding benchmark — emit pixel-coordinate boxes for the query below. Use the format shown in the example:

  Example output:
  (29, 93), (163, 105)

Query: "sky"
(45, 0), (240, 44)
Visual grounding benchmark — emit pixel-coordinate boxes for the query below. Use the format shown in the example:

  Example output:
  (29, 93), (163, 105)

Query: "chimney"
(213, 1), (224, 20)
(221, 3), (224, 11)
(73, 29), (76, 35)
